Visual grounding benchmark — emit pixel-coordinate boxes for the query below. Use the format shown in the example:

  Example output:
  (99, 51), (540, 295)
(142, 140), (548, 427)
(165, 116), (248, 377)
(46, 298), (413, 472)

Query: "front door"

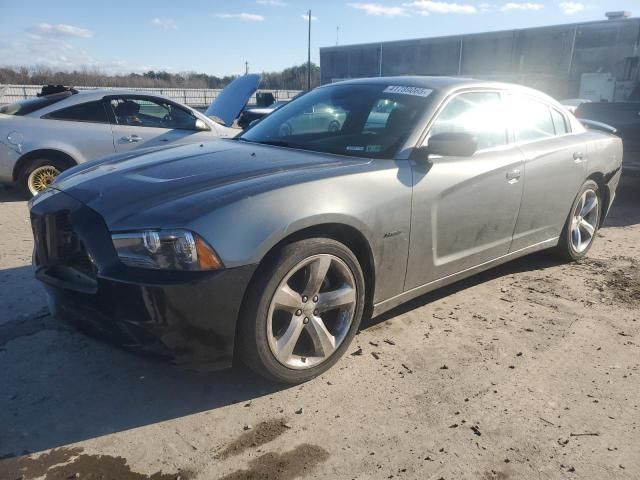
(107, 96), (213, 153)
(405, 91), (525, 290)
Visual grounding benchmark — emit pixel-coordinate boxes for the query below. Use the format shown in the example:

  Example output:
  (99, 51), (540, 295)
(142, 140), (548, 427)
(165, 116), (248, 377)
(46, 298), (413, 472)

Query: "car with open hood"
(30, 76), (622, 383)
(0, 74), (261, 195)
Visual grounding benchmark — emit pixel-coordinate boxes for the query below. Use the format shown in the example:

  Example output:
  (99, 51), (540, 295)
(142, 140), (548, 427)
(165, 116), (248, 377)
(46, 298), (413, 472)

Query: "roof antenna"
(336, 26), (340, 46)
(245, 61), (249, 75)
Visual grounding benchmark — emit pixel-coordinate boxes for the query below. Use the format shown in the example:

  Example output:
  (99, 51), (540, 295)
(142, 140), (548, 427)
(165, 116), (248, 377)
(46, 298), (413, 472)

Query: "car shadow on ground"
(363, 250), (565, 329)
(0, 295), (288, 456)
(0, 185), (28, 203)
(0, 251), (563, 457)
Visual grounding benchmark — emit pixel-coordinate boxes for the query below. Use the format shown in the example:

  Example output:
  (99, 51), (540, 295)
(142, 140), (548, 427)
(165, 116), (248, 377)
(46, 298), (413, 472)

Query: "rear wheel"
(238, 238), (365, 383)
(554, 180), (601, 260)
(19, 158), (69, 196)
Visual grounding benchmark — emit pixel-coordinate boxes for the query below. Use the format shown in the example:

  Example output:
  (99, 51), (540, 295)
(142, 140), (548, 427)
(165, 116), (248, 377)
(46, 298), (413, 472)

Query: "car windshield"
(239, 84), (433, 159)
(0, 93), (71, 116)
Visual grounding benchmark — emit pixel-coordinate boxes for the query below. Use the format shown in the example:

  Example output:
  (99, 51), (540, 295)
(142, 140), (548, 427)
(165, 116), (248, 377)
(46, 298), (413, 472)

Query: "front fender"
(258, 212), (376, 266)
(190, 163), (413, 303)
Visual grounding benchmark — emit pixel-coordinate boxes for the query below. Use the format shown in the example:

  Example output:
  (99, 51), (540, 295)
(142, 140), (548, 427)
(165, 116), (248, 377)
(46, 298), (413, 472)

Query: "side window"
(46, 100), (109, 123)
(109, 98), (198, 130)
(508, 95), (555, 142)
(551, 109), (569, 135)
(428, 92), (507, 151)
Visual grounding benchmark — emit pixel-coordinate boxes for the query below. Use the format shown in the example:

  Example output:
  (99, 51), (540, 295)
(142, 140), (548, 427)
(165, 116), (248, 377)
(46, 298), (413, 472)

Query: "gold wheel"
(27, 165), (60, 195)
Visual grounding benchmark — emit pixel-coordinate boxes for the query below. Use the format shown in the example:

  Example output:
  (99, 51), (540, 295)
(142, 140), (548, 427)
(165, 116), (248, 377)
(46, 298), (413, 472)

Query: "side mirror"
(195, 119), (210, 131)
(413, 132), (478, 161)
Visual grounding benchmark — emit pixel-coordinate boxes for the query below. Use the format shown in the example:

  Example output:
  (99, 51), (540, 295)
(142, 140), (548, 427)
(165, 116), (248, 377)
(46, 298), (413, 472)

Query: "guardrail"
(0, 85), (302, 108)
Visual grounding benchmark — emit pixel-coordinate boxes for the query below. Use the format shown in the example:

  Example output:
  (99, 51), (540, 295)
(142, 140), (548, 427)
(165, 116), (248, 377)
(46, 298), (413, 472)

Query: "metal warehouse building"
(320, 13), (640, 101)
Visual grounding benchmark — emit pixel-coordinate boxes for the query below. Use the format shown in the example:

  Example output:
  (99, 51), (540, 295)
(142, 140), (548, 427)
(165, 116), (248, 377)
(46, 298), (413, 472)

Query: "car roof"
(73, 88), (172, 99)
(27, 88), (183, 116)
(323, 75), (563, 108)
(324, 75), (476, 90)
(327, 75), (548, 94)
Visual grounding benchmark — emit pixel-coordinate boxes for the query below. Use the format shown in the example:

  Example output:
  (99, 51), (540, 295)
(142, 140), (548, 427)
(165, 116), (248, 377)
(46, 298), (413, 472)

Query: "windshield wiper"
(253, 140), (292, 147)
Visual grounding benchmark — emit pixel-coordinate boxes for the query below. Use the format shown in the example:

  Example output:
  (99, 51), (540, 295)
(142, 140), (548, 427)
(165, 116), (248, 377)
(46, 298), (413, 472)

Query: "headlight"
(111, 229), (223, 271)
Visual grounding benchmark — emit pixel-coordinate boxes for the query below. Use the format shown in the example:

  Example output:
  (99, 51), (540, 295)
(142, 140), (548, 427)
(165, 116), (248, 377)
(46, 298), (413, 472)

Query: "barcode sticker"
(383, 86), (433, 97)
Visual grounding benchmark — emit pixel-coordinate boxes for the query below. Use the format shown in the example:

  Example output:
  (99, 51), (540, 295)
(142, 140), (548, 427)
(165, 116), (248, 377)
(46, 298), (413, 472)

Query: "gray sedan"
(30, 77), (622, 383)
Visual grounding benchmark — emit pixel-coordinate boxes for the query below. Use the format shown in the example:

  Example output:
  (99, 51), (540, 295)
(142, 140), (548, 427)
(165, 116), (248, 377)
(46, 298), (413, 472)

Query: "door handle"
(506, 169), (521, 183)
(573, 151), (584, 163)
(121, 134), (142, 143)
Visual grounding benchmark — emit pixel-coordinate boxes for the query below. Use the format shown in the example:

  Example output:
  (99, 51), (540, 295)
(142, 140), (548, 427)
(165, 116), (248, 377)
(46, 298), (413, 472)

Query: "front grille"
(32, 211), (97, 278)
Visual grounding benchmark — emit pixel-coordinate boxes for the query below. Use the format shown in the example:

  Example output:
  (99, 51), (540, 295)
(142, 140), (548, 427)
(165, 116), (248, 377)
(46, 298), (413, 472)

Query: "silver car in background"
(30, 77), (622, 383)
(0, 75), (261, 195)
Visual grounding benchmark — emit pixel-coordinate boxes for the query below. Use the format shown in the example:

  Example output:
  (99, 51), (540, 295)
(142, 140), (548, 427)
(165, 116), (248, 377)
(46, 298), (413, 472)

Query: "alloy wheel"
(570, 188), (599, 253)
(28, 165), (60, 195)
(267, 254), (357, 369)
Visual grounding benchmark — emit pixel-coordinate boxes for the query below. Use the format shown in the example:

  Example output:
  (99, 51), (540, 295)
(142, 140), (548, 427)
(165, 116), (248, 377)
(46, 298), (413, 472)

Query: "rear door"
(107, 96), (214, 153)
(42, 99), (115, 160)
(405, 90), (525, 289)
(508, 94), (586, 251)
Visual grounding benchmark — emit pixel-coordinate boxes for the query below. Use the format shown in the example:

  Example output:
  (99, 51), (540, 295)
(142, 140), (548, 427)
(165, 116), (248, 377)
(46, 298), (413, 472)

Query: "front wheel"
(554, 180), (601, 260)
(238, 238), (365, 383)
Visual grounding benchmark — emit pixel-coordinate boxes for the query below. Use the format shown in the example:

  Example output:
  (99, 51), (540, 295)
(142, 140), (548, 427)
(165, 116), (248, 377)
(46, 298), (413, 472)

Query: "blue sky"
(0, 0), (635, 76)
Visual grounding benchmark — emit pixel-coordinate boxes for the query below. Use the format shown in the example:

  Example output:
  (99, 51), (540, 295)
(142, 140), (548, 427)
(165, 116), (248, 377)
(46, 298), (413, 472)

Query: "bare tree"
(0, 63), (320, 90)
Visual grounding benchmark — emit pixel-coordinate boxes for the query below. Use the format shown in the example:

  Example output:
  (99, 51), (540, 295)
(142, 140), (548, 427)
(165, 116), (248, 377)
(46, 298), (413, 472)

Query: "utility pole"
(307, 9), (312, 91)
(245, 61), (249, 75)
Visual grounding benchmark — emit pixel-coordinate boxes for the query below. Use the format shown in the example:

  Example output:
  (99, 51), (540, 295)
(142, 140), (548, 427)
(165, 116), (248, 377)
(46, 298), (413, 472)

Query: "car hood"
(51, 139), (371, 229)
(205, 74), (261, 127)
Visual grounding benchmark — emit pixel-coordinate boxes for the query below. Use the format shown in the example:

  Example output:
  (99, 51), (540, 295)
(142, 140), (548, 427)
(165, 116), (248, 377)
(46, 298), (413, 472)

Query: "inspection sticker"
(383, 85), (433, 97)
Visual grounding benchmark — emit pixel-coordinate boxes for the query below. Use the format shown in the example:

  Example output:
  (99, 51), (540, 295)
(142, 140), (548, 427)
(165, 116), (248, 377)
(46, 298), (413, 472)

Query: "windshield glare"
(240, 84), (432, 159)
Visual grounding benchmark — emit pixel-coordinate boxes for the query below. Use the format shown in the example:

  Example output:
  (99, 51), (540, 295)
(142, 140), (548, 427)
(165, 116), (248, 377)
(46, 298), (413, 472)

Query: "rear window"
(46, 100), (109, 123)
(0, 93), (71, 116)
(508, 95), (555, 143)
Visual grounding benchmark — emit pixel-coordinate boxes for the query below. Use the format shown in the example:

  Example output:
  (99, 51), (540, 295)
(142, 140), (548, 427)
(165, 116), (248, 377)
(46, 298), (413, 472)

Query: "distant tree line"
(0, 63), (320, 90)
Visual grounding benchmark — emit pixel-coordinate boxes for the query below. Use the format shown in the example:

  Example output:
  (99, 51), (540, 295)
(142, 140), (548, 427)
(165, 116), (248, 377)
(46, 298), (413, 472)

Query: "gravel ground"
(0, 175), (639, 480)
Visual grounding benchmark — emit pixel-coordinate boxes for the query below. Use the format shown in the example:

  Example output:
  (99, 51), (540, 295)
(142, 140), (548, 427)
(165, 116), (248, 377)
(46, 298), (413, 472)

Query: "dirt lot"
(1, 175), (639, 480)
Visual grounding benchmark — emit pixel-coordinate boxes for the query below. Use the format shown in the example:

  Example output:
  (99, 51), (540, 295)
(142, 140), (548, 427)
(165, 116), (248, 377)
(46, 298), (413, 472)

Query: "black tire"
(554, 179), (601, 261)
(18, 157), (69, 197)
(238, 238), (366, 384)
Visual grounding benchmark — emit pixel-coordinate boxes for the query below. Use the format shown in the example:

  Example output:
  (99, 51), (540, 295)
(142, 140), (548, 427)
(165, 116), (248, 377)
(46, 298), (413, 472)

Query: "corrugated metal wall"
(320, 17), (640, 99)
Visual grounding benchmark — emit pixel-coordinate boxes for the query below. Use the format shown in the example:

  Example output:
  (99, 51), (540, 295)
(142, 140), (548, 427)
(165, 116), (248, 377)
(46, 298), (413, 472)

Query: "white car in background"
(0, 75), (261, 195)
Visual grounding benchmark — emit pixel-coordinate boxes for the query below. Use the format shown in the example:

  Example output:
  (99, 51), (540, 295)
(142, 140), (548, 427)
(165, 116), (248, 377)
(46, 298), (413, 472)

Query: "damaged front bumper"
(31, 189), (257, 369)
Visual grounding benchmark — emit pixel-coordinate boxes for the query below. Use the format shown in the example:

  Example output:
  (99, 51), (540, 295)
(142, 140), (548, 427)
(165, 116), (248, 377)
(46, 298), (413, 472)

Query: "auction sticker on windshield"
(383, 86), (433, 97)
